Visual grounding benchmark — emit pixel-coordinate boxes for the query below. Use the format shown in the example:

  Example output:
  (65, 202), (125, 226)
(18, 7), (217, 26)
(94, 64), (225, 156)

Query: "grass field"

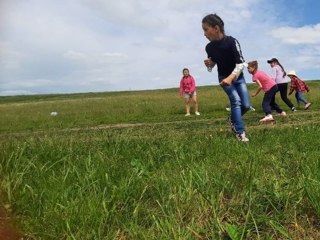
(1, 81), (320, 239)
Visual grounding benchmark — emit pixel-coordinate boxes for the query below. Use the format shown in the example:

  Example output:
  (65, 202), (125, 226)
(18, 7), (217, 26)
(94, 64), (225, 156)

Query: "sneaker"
(279, 111), (287, 117)
(236, 132), (249, 142)
(195, 111), (200, 116)
(227, 116), (236, 133)
(259, 115), (274, 122)
(304, 102), (312, 110)
(185, 113), (190, 116)
(250, 106), (256, 111)
(291, 107), (297, 112)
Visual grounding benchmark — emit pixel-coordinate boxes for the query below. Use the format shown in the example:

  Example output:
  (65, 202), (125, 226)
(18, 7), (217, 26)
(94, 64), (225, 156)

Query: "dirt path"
(0, 206), (22, 240)
(1, 110), (319, 138)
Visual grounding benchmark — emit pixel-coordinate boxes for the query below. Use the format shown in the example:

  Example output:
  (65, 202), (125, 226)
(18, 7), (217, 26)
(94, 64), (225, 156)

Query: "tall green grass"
(1, 82), (320, 239)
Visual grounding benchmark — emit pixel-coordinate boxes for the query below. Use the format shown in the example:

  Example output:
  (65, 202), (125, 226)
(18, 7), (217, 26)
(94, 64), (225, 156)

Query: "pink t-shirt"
(252, 70), (276, 92)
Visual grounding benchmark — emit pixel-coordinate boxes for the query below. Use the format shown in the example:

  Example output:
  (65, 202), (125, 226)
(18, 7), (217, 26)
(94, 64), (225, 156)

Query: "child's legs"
(191, 94), (199, 112)
(262, 93), (273, 115)
(223, 84), (246, 134)
(262, 85), (278, 115)
(296, 91), (308, 104)
(184, 94), (191, 113)
(270, 97), (283, 113)
(233, 76), (251, 115)
(270, 86), (283, 113)
(294, 92), (300, 104)
(278, 83), (294, 108)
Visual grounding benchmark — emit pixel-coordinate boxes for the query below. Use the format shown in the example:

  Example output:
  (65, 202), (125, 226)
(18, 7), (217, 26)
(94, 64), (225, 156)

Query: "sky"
(1, 0), (320, 96)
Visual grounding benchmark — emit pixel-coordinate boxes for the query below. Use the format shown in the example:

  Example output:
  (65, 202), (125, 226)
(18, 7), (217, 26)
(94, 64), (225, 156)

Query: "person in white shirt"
(267, 58), (296, 112)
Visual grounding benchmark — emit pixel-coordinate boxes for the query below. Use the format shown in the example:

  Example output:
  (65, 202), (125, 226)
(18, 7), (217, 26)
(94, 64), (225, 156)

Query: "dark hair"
(202, 14), (225, 34)
(274, 59), (286, 78)
(182, 68), (189, 72)
(248, 60), (258, 70)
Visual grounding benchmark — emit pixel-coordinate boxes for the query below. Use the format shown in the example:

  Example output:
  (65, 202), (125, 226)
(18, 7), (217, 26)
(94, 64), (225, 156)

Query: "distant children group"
(179, 13), (312, 142)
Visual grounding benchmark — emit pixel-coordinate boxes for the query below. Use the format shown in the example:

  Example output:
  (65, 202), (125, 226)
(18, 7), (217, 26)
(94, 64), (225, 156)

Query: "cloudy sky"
(1, 0), (320, 96)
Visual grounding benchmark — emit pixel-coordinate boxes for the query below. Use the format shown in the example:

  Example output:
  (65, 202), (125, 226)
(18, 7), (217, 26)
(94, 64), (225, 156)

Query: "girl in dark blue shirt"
(202, 13), (251, 142)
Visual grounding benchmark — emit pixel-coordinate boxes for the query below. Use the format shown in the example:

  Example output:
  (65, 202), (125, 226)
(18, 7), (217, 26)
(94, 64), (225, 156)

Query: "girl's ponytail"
(276, 60), (286, 77)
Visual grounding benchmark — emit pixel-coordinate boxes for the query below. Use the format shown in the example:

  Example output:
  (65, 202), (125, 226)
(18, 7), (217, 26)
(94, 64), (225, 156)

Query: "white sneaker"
(195, 111), (200, 116)
(279, 111), (287, 117)
(185, 113), (190, 116)
(304, 102), (312, 110)
(236, 132), (249, 142)
(259, 115), (274, 122)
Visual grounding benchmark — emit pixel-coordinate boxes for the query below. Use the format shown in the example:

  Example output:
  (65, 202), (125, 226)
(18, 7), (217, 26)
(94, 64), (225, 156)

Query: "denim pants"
(221, 75), (251, 134)
(295, 92), (308, 104)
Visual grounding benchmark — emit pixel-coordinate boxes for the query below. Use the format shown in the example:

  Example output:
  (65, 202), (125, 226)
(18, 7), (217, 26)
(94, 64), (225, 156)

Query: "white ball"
(50, 112), (58, 116)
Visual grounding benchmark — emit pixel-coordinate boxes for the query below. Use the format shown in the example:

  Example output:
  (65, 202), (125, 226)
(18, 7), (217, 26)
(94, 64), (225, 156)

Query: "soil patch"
(0, 206), (22, 240)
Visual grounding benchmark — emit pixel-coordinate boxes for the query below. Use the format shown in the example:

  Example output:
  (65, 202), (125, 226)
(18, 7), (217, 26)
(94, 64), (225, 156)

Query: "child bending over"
(247, 61), (287, 122)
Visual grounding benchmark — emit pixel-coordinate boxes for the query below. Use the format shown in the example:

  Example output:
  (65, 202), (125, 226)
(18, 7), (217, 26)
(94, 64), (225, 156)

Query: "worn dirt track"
(0, 109), (319, 138)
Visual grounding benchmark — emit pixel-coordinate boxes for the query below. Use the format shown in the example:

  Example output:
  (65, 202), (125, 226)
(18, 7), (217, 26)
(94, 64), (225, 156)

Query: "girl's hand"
(204, 58), (213, 67)
(220, 75), (234, 87)
(220, 79), (231, 87)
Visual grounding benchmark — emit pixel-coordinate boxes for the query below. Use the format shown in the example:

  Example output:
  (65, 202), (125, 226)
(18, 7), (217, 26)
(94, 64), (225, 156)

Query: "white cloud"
(63, 51), (129, 65)
(0, 0), (320, 96)
(0, 41), (25, 70)
(78, 0), (165, 32)
(270, 24), (320, 44)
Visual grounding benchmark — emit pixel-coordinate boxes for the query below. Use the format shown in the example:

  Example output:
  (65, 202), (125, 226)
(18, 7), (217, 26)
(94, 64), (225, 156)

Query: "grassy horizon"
(1, 81), (320, 239)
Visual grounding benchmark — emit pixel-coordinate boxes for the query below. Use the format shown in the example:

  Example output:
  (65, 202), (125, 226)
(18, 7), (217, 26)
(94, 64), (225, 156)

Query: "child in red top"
(247, 61), (287, 122)
(287, 70), (312, 110)
(179, 68), (200, 116)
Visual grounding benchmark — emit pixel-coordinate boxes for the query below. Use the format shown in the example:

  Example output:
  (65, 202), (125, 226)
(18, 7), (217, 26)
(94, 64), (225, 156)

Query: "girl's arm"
(252, 80), (262, 97)
(220, 38), (246, 86)
(271, 67), (277, 80)
(220, 62), (248, 86)
(288, 78), (296, 95)
(220, 75), (235, 87)
(189, 76), (196, 93)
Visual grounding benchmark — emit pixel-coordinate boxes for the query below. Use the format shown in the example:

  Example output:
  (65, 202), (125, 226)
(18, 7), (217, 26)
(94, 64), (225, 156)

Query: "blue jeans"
(295, 92), (308, 104)
(220, 75), (251, 134)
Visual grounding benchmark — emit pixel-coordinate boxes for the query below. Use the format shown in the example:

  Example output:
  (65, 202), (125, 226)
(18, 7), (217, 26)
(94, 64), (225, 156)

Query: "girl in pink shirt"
(247, 61), (287, 122)
(179, 68), (200, 116)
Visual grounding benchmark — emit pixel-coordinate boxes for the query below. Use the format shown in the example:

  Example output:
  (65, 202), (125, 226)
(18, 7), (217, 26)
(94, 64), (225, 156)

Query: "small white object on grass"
(50, 112), (58, 116)
(250, 106), (256, 111)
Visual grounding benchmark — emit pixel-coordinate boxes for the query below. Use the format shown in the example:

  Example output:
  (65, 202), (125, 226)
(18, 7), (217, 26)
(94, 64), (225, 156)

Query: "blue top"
(205, 36), (245, 80)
